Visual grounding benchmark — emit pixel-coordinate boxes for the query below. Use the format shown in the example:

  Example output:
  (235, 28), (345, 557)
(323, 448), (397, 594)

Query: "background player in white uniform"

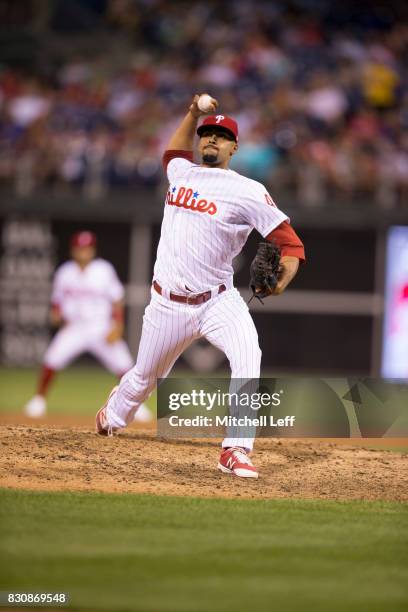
(96, 95), (305, 478)
(24, 231), (150, 422)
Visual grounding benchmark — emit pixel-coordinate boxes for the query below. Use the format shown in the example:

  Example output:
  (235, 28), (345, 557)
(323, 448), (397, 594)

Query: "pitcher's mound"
(1, 424), (406, 501)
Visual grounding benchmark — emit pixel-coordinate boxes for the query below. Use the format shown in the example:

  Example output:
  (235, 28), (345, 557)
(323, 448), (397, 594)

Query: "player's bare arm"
(166, 94), (218, 151)
(50, 304), (63, 327)
(106, 300), (125, 344)
(274, 255), (300, 295)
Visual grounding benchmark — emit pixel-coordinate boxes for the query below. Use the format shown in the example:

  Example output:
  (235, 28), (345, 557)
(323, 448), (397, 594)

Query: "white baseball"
(197, 94), (214, 113)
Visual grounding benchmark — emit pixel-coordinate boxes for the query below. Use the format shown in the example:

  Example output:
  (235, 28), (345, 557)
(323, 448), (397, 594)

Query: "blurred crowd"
(0, 0), (407, 207)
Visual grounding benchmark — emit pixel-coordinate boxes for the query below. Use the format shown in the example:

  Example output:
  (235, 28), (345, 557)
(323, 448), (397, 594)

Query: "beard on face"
(202, 153), (218, 164)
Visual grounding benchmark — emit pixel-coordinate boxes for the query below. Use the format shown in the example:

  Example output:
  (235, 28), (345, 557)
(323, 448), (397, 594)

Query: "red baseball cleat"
(217, 447), (258, 478)
(95, 386), (118, 436)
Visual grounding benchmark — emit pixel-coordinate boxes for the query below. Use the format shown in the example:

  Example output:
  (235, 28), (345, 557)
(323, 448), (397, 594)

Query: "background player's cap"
(71, 231), (97, 248)
(197, 115), (239, 142)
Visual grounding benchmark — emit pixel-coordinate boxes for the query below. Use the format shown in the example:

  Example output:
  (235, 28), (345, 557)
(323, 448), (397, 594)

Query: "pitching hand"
(189, 94), (218, 118)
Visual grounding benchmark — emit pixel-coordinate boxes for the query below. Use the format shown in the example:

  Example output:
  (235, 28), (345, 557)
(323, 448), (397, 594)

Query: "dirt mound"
(1, 422), (407, 501)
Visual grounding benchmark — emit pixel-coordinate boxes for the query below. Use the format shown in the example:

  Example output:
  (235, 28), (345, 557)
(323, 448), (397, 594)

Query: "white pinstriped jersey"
(153, 157), (288, 293)
(52, 259), (124, 324)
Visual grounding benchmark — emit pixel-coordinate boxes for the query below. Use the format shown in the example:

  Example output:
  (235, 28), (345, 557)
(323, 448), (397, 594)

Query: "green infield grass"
(0, 489), (407, 612)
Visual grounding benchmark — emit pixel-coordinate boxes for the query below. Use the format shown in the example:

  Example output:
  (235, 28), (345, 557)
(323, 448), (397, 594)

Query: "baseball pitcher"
(96, 95), (305, 478)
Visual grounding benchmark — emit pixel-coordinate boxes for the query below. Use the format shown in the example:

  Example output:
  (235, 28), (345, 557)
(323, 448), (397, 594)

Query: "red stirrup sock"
(37, 366), (56, 396)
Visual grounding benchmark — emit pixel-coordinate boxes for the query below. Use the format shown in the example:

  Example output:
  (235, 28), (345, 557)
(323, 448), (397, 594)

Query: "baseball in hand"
(197, 94), (215, 113)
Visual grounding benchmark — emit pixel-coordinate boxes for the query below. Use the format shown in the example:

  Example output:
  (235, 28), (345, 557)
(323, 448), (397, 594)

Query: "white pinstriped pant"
(107, 287), (261, 450)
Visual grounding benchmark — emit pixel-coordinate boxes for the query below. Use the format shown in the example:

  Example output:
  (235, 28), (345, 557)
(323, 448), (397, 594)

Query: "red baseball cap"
(197, 115), (239, 142)
(70, 231), (97, 248)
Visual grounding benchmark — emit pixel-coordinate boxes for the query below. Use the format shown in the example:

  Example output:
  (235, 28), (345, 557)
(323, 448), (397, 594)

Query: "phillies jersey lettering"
(166, 185), (217, 215)
(154, 156), (288, 294)
(52, 259), (124, 324)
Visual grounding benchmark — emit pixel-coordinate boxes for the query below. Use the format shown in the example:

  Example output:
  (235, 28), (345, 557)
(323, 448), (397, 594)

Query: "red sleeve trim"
(266, 221), (306, 263)
(162, 150), (194, 171)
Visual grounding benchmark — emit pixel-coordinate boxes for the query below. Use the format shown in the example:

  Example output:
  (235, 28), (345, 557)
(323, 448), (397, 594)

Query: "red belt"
(153, 280), (226, 305)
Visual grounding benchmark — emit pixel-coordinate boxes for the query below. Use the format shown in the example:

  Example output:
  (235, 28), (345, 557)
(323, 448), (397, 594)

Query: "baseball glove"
(248, 241), (281, 304)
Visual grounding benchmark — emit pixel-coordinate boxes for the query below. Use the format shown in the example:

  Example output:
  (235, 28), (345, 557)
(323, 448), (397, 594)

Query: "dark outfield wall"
(0, 207), (396, 374)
